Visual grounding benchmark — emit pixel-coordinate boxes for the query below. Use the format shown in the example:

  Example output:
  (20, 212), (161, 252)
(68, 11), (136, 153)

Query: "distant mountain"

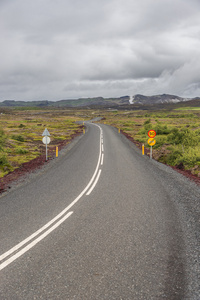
(130, 94), (190, 105)
(0, 100), (53, 107)
(0, 94), (198, 108)
(0, 96), (130, 108)
(54, 96), (130, 107)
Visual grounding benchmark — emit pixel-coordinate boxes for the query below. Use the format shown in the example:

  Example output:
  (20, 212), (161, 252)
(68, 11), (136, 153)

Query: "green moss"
(11, 134), (25, 142)
(15, 147), (29, 154)
(19, 123), (26, 128)
(0, 153), (9, 166)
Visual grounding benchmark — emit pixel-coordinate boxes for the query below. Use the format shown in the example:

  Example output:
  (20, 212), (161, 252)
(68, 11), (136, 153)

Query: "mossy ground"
(95, 109), (200, 176)
(0, 109), (85, 177)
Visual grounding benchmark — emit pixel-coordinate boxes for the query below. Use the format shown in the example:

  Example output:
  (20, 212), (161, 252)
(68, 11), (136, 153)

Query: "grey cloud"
(0, 0), (200, 101)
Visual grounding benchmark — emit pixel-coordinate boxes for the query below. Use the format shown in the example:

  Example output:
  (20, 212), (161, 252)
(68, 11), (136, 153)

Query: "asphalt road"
(0, 122), (199, 299)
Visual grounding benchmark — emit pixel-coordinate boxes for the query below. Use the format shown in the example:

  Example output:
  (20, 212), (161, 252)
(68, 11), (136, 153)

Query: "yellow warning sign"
(148, 138), (156, 146)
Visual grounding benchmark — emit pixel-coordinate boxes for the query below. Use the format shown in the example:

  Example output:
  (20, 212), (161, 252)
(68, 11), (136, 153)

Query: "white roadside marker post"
(42, 128), (51, 161)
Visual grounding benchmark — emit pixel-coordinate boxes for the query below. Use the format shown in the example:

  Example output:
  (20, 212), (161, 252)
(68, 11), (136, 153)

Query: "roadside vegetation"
(0, 106), (200, 179)
(95, 109), (200, 177)
(0, 108), (85, 178)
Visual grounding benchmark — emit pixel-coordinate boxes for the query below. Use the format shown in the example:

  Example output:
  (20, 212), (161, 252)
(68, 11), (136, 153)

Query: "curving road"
(0, 122), (199, 299)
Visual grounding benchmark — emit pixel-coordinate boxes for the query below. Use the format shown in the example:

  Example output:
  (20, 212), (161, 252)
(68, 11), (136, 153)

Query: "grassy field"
(0, 108), (88, 178)
(0, 107), (200, 178)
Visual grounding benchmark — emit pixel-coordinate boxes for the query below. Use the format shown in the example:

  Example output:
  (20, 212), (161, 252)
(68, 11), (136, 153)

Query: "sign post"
(42, 128), (51, 161)
(147, 130), (156, 159)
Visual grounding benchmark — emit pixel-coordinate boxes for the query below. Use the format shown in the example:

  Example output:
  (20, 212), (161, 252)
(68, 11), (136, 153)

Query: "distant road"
(0, 122), (199, 299)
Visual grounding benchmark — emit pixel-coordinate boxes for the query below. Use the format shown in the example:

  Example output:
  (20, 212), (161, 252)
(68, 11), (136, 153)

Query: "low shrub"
(143, 118), (151, 125)
(175, 147), (200, 168)
(11, 134), (25, 142)
(0, 153), (9, 167)
(19, 124), (26, 128)
(153, 135), (168, 149)
(140, 122), (170, 136)
(123, 127), (133, 132)
(165, 148), (182, 165)
(159, 144), (200, 168)
(140, 119), (153, 134)
(167, 128), (199, 147)
(15, 147), (29, 154)
(153, 124), (170, 135)
(0, 128), (6, 147)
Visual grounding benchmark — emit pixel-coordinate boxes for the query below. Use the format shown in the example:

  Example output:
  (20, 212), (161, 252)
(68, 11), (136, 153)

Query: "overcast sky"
(0, 0), (200, 101)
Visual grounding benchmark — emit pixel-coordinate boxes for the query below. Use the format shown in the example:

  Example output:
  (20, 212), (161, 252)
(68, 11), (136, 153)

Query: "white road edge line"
(0, 212), (73, 271)
(86, 169), (102, 196)
(101, 153), (104, 165)
(0, 123), (102, 266)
